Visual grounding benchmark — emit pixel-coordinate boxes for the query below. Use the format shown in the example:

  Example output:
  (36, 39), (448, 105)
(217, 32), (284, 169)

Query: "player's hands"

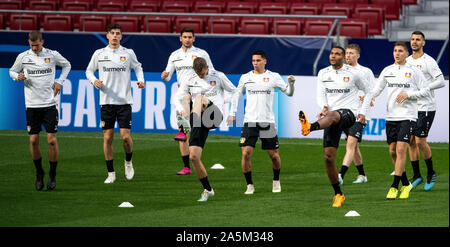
(288, 75), (295, 84)
(94, 80), (103, 89)
(52, 82), (61, 97)
(396, 92), (408, 104)
(227, 115), (236, 126)
(360, 96), (375, 106)
(317, 106), (328, 118)
(161, 71), (169, 80)
(17, 72), (27, 81)
(137, 81), (145, 89)
(357, 114), (366, 125)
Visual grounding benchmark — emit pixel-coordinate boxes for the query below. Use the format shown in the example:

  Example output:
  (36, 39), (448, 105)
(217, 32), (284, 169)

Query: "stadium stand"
(128, 0), (160, 12)
(110, 15), (140, 32)
(9, 13), (39, 30)
(79, 15), (107, 32)
(207, 16), (238, 34)
(142, 15), (172, 33)
(193, 1), (225, 13)
(42, 14), (72, 31)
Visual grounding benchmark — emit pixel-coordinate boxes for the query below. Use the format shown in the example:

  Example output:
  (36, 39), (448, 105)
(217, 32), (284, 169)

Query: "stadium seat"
(27, 0), (58, 10)
(225, 2), (257, 14)
(308, 0), (336, 3)
(142, 16), (172, 33)
(273, 0), (305, 2)
(128, 0), (159, 12)
(322, 3), (353, 18)
(371, 0), (401, 20)
(161, 1), (191, 12)
(354, 4), (384, 35)
(337, 0), (368, 5)
(42, 14), (72, 31)
(257, 2), (288, 15)
(193, 1), (225, 13)
(0, 0), (22, 10)
(289, 3), (321, 15)
(9, 14), (39, 30)
(273, 18), (302, 35)
(339, 18), (368, 38)
(207, 16), (237, 34)
(110, 15), (140, 33)
(174, 16), (205, 33)
(239, 17), (270, 35)
(304, 19), (334, 36)
(60, 0), (91, 11)
(0, 14), (4, 30)
(401, 0), (418, 5)
(95, 0), (125, 12)
(79, 15), (108, 32)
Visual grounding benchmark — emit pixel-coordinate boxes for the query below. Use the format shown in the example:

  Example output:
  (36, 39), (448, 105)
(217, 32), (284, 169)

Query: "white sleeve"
(53, 51), (71, 84)
(274, 73), (294, 96)
(85, 50), (99, 85)
(230, 75), (246, 116)
(129, 49), (145, 82)
(9, 53), (24, 81)
(354, 70), (370, 95)
(173, 80), (190, 113)
(163, 53), (175, 82)
(360, 70), (388, 116)
(316, 71), (328, 109)
(218, 72), (236, 93)
(426, 59), (445, 90)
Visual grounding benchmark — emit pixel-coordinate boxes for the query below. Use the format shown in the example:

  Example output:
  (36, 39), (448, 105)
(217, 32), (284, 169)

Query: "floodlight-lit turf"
(0, 130), (448, 227)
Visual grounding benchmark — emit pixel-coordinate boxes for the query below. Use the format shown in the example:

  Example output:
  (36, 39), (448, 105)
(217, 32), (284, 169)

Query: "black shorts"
(386, 120), (416, 145)
(26, 105), (59, 135)
(189, 102), (223, 148)
(344, 121), (366, 143)
(323, 109), (356, 148)
(100, 104), (132, 130)
(239, 122), (279, 150)
(412, 111), (436, 138)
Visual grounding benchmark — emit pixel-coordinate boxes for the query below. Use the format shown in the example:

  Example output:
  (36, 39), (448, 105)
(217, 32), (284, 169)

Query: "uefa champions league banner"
(0, 69), (448, 142)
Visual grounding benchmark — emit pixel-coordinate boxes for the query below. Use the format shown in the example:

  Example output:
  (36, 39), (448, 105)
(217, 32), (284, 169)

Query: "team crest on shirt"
(263, 77), (270, 83)
(416, 64), (422, 69)
(405, 72), (411, 78)
(44, 58), (51, 63)
(120, 56), (126, 62)
(343, 76), (350, 82)
(240, 137), (246, 144)
(192, 55), (197, 60)
(210, 81), (216, 86)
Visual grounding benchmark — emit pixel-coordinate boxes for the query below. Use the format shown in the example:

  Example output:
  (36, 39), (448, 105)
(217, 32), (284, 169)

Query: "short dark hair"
(106, 23), (122, 33)
(28, 30), (42, 41)
(193, 57), (207, 74)
(331, 46), (345, 55)
(252, 50), (266, 59)
(394, 41), (409, 50)
(411, 30), (425, 40)
(346, 44), (361, 54)
(180, 27), (195, 37)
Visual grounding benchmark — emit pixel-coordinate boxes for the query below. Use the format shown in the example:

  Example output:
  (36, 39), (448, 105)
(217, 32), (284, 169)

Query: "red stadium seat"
(60, 0), (91, 11)
(0, 0), (22, 10)
(0, 14), (4, 29)
(225, 2), (257, 14)
(273, 18), (302, 35)
(128, 0), (159, 12)
(42, 14), (72, 31)
(27, 0), (58, 10)
(161, 1), (191, 12)
(322, 3), (353, 18)
(289, 3), (321, 15)
(371, 0), (401, 20)
(193, 1), (225, 13)
(273, 0), (305, 2)
(304, 19), (334, 36)
(174, 16), (205, 33)
(207, 17), (237, 34)
(337, 0), (368, 5)
(9, 14), (39, 30)
(95, 0), (125, 12)
(354, 4), (384, 35)
(142, 16), (172, 33)
(257, 2), (288, 15)
(110, 15), (140, 32)
(339, 18), (368, 38)
(239, 17), (271, 35)
(402, 0), (418, 5)
(79, 15), (108, 32)
(308, 0), (336, 3)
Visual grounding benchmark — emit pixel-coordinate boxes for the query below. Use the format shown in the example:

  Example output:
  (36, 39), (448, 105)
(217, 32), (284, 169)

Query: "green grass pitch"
(0, 130), (448, 227)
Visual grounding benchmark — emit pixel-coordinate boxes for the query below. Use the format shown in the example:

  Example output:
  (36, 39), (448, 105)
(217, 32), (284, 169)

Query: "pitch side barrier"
(1, 67), (448, 142)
